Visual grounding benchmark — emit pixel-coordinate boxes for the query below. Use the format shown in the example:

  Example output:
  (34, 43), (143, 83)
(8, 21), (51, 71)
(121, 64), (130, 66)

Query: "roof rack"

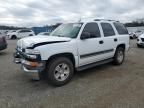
(94, 19), (119, 22)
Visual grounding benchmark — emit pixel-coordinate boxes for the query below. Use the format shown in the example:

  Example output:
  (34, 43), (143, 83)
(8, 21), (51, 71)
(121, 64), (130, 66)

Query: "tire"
(137, 44), (142, 48)
(113, 47), (125, 65)
(11, 35), (17, 39)
(46, 57), (74, 86)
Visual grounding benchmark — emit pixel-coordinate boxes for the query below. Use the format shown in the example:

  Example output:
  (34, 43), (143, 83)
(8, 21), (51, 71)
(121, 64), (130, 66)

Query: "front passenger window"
(81, 23), (101, 39)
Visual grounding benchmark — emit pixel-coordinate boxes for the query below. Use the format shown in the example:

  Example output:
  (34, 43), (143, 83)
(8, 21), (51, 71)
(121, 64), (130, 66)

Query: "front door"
(77, 22), (105, 66)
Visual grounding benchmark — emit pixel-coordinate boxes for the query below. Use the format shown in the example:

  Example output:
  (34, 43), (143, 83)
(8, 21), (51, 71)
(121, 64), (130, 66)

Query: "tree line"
(125, 22), (144, 27)
(1, 20), (144, 30)
(0, 23), (62, 30)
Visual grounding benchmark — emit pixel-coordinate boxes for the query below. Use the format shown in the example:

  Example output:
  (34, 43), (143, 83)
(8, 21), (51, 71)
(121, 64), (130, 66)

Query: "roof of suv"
(78, 19), (120, 23)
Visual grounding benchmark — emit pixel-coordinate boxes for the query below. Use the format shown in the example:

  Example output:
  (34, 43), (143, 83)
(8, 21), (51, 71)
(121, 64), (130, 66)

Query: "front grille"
(141, 38), (144, 42)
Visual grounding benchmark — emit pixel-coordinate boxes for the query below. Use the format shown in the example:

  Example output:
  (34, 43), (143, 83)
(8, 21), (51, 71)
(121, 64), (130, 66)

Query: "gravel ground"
(0, 39), (144, 108)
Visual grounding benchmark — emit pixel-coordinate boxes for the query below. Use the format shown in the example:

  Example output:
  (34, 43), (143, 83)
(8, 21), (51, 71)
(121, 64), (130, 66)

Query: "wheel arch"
(11, 35), (17, 39)
(47, 53), (76, 67)
(116, 44), (126, 50)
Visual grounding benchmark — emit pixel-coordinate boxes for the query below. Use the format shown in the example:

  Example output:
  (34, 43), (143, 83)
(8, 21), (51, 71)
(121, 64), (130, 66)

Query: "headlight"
(25, 49), (40, 55)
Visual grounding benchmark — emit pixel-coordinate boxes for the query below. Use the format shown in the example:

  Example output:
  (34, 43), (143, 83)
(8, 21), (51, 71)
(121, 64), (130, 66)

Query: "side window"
(25, 30), (32, 32)
(114, 22), (128, 35)
(101, 23), (115, 37)
(19, 30), (31, 33)
(81, 23), (101, 38)
(19, 30), (24, 33)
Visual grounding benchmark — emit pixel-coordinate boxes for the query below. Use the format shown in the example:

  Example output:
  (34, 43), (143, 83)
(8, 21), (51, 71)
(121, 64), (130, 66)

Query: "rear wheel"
(113, 47), (125, 65)
(46, 57), (74, 86)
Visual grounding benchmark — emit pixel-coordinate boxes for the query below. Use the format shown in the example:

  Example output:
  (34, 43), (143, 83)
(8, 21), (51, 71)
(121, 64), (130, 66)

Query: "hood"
(17, 35), (71, 49)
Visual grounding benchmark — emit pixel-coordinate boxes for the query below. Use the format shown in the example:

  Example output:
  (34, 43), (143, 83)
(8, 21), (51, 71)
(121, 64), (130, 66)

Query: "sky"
(0, 0), (144, 27)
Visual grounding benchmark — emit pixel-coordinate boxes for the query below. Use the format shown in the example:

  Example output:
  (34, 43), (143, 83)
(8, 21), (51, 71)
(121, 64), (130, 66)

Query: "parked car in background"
(0, 35), (7, 51)
(14, 19), (129, 86)
(129, 32), (136, 39)
(137, 33), (144, 48)
(135, 31), (143, 38)
(37, 32), (51, 36)
(7, 29), (35, 39)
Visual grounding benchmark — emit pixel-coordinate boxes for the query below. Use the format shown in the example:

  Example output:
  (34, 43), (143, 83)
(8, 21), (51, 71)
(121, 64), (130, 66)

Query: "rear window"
(101, 23), (115, 37)
(114, 22), (128, 35)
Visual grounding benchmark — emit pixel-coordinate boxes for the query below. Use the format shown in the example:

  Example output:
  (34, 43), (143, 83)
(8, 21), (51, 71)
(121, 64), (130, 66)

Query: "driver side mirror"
(80, 32), (91, 40)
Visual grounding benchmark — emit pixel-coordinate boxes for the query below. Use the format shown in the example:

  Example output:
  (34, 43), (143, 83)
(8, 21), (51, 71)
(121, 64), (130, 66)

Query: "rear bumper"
(14, 50), (45, 80)
(0, 43), (7, 51)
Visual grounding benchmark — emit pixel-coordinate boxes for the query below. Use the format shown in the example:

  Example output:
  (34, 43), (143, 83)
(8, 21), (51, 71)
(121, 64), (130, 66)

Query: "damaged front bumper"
(13, 49), (45, 80)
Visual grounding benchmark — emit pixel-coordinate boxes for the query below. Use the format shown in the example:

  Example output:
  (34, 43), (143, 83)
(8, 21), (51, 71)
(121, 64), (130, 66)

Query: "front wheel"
(113, 47), (125, 65)
(46, 57), (74, 86)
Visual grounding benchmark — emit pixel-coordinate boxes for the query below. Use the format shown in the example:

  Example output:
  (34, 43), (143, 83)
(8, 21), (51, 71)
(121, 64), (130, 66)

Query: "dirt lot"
(0, 40), (144, 108)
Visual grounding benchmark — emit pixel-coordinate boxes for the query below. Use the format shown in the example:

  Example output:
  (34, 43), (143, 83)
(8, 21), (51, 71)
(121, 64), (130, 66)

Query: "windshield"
(50, 23), (83, 38)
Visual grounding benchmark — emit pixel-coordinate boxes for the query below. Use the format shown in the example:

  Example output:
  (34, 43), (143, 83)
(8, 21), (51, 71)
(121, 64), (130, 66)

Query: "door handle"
(99, 40), (104, 44)
(114, 38), (118, 42)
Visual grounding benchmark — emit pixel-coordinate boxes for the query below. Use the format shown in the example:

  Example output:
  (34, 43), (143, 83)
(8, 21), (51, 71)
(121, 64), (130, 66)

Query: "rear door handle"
(114, 38), (118, 42)
(99, 40), (104, 44)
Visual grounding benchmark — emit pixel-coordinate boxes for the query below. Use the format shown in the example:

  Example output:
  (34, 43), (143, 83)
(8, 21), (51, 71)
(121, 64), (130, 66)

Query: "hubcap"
(54, 63), (70, 81)
(117, 50), (124, 63)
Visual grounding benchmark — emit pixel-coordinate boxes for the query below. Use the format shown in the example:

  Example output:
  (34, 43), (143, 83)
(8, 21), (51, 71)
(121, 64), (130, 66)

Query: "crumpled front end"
(13, 47), (46, 80)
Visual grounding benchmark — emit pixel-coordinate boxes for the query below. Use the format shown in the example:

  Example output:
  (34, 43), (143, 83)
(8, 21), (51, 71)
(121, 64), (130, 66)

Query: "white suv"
(137, 33), (144, 47)
(7, 29), (35, 39)
(14, 19), (129, 86)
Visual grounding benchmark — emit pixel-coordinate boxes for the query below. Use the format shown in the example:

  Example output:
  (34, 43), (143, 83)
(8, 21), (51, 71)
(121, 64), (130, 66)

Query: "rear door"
(18, 30), (27, 38)
(99, 22), (117, 59)
(113, 22), (129, 51)
(25, 30), (34, 36)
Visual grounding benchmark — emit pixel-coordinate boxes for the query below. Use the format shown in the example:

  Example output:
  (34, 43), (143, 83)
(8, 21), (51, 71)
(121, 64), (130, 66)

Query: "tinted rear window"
(114, 22), (128, 35)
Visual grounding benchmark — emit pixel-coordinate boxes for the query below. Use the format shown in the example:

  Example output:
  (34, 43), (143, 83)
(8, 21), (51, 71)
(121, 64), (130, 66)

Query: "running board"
(76, 58), (113, 71)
